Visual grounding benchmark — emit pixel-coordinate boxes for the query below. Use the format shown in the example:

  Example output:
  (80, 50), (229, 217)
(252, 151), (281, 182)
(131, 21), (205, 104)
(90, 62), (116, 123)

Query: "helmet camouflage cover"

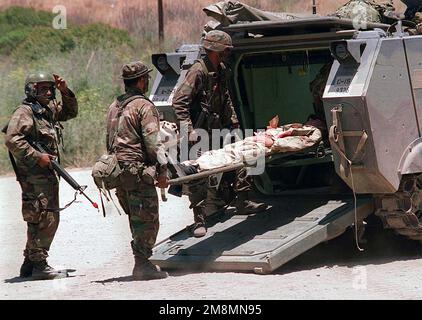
(121, 61), (152, 80)
(202, 30), (233, 52)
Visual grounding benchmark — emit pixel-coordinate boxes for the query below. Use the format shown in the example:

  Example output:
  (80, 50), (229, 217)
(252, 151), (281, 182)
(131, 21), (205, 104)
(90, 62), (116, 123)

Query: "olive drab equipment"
(91, 95), (146, 216)
(192, 59), (230, 131)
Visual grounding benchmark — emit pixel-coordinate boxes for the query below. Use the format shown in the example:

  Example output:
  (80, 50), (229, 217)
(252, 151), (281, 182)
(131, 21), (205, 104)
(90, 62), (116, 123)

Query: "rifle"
(33, 141), (99, 210)
(194, 103), (210, 130)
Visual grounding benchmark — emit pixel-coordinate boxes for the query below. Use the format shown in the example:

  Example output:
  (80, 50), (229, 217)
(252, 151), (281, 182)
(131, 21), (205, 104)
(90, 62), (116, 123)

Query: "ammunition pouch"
(118, 162), (157, 191)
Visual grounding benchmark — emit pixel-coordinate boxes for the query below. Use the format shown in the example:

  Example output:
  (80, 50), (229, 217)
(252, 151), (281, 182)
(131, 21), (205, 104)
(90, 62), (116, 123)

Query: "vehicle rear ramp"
(151, 196), (374, 274)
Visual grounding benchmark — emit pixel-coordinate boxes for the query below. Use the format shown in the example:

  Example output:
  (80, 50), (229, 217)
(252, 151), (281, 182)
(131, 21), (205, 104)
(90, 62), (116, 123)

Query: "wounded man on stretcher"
(164, 116), (324, 184)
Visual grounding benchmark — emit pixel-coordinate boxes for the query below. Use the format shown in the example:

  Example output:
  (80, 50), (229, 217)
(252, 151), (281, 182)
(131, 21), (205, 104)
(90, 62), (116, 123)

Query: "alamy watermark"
(52, 5), (67, 30)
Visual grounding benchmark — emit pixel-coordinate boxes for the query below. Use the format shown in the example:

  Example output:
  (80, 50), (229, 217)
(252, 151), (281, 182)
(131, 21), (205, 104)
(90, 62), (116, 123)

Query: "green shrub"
(0, 7), (147, 172)
(0, 27), (32, 55)
(0, 6), (53, 29)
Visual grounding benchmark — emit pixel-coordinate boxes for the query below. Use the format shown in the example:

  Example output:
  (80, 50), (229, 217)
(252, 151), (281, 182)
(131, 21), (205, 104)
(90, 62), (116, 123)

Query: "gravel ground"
(1, 169), (422, 300)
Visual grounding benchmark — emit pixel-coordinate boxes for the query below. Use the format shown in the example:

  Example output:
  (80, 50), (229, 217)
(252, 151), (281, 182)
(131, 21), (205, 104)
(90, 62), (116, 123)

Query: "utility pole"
(158, 0), (164, 49)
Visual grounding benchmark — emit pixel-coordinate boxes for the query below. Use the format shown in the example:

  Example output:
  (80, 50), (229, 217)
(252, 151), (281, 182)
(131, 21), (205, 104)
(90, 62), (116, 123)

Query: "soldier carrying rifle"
(4, 72), (78, 280)
(172, 30), (267, 238)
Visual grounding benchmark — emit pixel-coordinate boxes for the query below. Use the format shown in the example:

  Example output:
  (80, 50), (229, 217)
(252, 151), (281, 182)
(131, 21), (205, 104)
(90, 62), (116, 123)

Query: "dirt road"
(1, 169), (422, 300)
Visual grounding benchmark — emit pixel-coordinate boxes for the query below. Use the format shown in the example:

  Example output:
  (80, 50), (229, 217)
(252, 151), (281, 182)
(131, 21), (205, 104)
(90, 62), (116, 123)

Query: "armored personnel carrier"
(149, 6), (422, 274)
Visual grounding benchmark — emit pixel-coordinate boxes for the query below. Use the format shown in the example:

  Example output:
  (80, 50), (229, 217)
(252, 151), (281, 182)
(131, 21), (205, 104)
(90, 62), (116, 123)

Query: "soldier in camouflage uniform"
(172, 30), (267, 238)
(4, 72), (78, 280)
(106, 61), (169, 280)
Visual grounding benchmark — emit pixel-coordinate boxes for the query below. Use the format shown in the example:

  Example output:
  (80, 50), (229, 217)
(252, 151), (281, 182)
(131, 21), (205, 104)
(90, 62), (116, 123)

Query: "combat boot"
(191, 207), (207, 237)
(235, 192), (268, 215)
(19, 257), (33, 278)
(191, 222), (207, 238)
(132, 257), (168, 281)
(32, 260), (66, 280)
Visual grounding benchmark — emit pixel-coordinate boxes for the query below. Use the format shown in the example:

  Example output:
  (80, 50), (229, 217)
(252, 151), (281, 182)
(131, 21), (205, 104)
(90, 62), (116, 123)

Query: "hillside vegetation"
(0, 1), (408, 173)
(0, 7), (143, 173)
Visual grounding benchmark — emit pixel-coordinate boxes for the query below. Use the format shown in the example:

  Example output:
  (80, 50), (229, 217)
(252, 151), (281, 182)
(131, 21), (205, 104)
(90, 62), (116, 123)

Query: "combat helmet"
(24, 71), (55, 99)
(121, 61), (152, 80)
(202, 30), (233, 52)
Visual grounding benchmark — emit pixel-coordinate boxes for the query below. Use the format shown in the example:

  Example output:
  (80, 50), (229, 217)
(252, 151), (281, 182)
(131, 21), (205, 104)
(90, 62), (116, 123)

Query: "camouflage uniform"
(106, 68), (167, 259)
(172, 56), (239, 134)
(172, 30), (252, 227)
(4, 80), (78, 264)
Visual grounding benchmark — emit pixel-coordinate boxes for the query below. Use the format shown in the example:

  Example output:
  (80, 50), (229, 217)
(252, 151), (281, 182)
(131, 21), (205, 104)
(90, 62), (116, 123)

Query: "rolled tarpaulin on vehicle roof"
(202, 1), (313, 27)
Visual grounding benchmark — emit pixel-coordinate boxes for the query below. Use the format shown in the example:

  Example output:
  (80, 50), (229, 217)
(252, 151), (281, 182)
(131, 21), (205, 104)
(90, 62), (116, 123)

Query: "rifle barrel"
(34, 142), (99, 210)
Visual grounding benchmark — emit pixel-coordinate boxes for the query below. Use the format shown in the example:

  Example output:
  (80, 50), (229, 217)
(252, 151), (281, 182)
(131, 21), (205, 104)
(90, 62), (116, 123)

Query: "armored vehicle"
(149, 10), (422, 274)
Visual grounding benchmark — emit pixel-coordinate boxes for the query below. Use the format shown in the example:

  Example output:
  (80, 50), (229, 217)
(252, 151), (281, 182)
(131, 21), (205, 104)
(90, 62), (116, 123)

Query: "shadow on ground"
(4, 277), (32, 284)
(92, 275), (133, 284)
(275, 215), (422, 275)
(164, 215), (422, 277)
(4, 269), (80, 283)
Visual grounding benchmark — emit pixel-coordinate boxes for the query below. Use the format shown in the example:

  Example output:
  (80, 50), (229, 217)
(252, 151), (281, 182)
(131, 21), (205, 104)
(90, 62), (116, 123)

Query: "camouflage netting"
(330, 0), (398, 24)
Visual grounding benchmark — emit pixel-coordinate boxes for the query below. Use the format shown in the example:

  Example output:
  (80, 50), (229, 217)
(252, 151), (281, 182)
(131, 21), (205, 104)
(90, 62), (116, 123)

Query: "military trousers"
(116, 181), (159, 259)
(19, 176), (60, 262)
(187, 166), (252, 224)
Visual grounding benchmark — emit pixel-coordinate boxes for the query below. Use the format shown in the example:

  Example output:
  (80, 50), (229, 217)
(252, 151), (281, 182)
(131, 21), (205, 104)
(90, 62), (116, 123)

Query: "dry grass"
(0, 0), (407, 48)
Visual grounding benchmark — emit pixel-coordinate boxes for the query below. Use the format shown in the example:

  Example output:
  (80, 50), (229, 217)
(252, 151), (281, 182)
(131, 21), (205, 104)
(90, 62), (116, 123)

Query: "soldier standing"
(172, 30), (267, 238)
(4, 72), (78, 280)
(106, 61), (169, 280)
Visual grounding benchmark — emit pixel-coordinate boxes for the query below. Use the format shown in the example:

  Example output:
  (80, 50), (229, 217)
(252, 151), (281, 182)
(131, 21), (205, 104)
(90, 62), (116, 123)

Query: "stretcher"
(168, 143), (330, 186)
(169, 162), (245, 185)
(166, 121), (325, 186)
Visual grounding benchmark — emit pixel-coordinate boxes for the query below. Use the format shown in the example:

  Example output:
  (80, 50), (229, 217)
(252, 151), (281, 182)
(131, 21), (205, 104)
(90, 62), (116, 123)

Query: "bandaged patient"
(161, 116), (324, 175)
